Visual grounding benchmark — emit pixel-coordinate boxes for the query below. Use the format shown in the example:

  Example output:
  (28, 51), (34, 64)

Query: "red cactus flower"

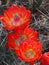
(1, 4), (31, 30)
(6, 27), (38, 50)
(15, 39), (42, 63)
(40, 52), (49, 65)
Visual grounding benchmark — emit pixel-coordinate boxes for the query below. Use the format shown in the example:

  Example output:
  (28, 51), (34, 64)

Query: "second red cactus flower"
(6, 27), (38, 50)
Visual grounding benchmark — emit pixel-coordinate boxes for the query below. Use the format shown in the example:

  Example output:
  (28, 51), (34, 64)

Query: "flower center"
(14, 14), (20, 24)
(25, 49), (35, 59)
(11, 14), (21, 26)
(15, 35), (27, 46)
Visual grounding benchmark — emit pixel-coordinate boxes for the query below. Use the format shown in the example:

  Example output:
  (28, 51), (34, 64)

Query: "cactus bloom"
(6, 27), (38, 50)
(1, 4), (31, 30)
(40, 52), (49, 65)
(15, 39), (42, 63)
